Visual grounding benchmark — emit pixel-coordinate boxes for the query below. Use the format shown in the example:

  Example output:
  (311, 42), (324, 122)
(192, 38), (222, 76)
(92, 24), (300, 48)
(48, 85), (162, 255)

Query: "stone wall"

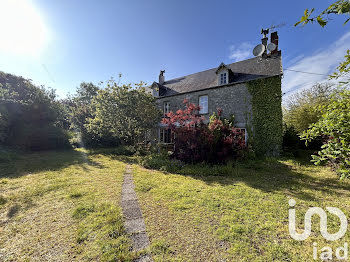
(157, 82), (252, 128)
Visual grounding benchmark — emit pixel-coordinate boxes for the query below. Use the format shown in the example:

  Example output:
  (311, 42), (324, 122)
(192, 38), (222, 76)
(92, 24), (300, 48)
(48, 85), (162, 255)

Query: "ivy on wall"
(247, 76), (283, 156)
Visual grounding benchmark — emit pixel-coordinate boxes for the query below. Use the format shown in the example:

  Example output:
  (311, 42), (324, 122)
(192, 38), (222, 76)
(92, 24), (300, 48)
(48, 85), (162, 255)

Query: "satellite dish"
(253, 44), (265, 56)
(267, 42), (277, 52)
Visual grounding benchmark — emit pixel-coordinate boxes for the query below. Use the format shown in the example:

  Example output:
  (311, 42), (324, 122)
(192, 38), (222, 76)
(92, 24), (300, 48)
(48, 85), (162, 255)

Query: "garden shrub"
(139, 153), (237, 176)
(301, 89), (350, 178)
(162, 100), (246, 163)
(0, 71), (71, 151)
(139, 154), (185, 173)
(0, 147), (20, 163)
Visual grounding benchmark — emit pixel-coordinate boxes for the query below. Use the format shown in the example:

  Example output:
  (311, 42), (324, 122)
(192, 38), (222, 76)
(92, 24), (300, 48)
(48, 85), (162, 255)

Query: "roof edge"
(156, 74), (282, 99)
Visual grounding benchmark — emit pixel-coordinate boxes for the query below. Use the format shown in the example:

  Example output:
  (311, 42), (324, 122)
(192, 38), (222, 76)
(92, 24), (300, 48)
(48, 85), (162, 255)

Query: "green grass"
(1, 148), (350, 261)
(132, 155), (350, 261)
(0, 149), (136, 261)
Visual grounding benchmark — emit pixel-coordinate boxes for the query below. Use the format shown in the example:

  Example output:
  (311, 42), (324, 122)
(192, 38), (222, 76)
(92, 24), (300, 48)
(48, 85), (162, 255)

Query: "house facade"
(149, 31), (283, 156)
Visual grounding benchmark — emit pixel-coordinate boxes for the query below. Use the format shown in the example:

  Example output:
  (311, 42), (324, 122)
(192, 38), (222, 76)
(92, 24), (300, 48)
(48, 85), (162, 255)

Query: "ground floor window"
(237, 128), (247, 145)
(160, 128), (173, 144)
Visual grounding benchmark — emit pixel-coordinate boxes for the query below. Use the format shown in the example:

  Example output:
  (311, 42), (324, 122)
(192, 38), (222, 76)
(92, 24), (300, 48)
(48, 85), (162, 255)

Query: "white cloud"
(229, 42), (253, 62)
(283, 31), (350, 96)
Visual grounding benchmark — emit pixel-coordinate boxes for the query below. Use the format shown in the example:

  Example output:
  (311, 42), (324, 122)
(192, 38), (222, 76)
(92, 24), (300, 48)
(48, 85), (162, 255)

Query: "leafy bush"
(0, 147), (20, 163)
(0, 71), (71, 150)
(89, 145), (137, 156)
(139, 154), (185, 173)
(162, 100), (246, 163)
(284, 83), (335, 133)
(301, 89), (350, 178)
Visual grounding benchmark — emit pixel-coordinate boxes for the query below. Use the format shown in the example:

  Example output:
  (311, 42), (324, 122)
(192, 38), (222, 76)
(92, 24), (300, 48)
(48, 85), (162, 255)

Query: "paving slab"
(121, 165), (152, 260)
(124, 218), (146, 233)
(130, 232), (151, 251)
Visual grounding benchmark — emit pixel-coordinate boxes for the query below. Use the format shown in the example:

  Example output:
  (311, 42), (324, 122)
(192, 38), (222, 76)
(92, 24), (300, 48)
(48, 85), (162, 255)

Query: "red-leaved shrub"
(162, 100), (246, 163)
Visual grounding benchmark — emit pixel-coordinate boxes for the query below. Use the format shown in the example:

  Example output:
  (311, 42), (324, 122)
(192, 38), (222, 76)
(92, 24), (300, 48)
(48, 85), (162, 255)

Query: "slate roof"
(157, 55), (282, 97)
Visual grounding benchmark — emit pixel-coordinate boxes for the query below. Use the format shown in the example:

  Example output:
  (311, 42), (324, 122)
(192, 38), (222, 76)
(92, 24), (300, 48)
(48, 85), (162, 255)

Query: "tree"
(0, 71), (70, 150)
(295, 0), (350, 83)
(284, 83), (335, 133)
(67, 82), (100, 147)
(85, 79), (161, 146)
(301, 90), (350, 178)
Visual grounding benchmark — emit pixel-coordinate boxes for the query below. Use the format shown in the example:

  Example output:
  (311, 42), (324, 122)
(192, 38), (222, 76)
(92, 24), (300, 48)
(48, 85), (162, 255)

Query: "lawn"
(0, 149), (137, 261)
(132, 156), (350, 261)
(1, 149), (350, 261)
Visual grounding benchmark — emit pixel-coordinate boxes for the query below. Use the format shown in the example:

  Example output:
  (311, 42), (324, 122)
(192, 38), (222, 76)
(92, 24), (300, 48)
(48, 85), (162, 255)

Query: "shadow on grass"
(0, 149), (103, 179)
(105, 151), (350, 203)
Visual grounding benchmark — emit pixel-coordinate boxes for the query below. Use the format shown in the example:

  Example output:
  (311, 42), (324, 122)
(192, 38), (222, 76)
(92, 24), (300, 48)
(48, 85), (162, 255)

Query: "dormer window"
(220, 73), (227, 85)
(216, 62), (231, 86)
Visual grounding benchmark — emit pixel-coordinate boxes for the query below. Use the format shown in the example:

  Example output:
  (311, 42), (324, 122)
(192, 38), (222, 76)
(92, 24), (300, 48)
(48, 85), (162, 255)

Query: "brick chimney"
(270, 32), (279, 55)
(159, 70), (165, 85)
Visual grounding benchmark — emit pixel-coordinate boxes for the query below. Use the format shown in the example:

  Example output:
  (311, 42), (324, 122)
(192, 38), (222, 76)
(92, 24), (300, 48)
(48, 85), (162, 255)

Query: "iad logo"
(289, 199), (347, 241)
(288, 199), (348, 260)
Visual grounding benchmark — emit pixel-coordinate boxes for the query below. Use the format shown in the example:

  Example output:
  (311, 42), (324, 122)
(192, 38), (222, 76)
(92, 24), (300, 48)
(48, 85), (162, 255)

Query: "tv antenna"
(261, 28), (269, 38)
(268, 22), (286, 31)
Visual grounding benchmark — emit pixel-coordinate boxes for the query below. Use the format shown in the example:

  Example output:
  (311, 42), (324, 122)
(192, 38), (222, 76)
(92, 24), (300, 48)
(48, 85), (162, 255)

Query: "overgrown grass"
(132, 153), (350, 261)
(2, 148), (349, 261)
(0, 149), (136, 261)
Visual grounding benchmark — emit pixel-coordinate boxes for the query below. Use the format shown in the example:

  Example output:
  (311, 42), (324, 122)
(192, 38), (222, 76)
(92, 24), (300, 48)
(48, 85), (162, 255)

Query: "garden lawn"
(0, 149), (137, 261)
(132, 157), (350, 261)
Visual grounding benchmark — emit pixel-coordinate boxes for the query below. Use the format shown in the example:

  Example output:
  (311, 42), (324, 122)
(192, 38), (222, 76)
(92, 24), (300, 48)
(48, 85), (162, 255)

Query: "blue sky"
(0, 0), (349, 99)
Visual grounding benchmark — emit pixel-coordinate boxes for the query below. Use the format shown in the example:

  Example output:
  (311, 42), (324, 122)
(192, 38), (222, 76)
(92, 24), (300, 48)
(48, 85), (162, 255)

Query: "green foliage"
(295, 0), (350, 84)
(331, 49), (350, 83)
(139, 153), (185, 173)
(86, 79), (161, 146)
(295, 0), (350, 27)
(0, 147), (20, 163)
(88, 145), (137, 156)
(67, 82), (100, 147)
(301, 90), (350, 178)
(284, 83), (335, 133)
(247, 76), (283, 156)
(0, 71), (71, 150)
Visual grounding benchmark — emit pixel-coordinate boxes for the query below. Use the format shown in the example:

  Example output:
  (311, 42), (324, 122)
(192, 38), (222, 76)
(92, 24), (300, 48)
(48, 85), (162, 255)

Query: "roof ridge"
(163, 57), (260, 84)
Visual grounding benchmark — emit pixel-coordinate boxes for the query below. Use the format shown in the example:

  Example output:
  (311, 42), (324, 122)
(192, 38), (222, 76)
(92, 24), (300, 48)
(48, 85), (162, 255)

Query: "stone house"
(149, 32), (283, 155)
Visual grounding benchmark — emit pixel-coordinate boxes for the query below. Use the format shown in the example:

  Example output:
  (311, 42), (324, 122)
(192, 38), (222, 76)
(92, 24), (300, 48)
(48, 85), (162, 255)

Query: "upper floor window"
(163, 102), (170, 116)
(220, 72), (227, 85)
(199, 95), (208, 114)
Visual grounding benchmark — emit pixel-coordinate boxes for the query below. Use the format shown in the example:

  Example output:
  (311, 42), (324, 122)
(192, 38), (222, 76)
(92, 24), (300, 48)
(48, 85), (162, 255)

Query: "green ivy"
(247, 76), (283, 156)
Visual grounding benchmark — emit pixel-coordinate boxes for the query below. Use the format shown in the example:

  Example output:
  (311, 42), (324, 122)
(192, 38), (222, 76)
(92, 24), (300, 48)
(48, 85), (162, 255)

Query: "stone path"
(121, 165), (152, 262)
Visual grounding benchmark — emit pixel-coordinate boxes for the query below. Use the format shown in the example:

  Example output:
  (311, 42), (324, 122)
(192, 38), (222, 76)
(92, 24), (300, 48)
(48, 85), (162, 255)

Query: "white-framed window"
(199, 95), (208, 114)
(160, 128), (172, 143)
(163, 102), (170, 116)
(220, 72), (227, 85)
(236, 128), (247, 145)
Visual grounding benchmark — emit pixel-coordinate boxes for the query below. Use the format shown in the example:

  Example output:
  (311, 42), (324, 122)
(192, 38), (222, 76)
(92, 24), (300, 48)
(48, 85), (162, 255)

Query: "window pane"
(199, 95), (208, 114)
(163, 102), (170, 116)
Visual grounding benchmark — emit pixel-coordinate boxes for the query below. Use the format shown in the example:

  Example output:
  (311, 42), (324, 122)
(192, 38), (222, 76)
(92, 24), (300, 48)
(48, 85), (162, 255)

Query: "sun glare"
(0, 0), (48, 55)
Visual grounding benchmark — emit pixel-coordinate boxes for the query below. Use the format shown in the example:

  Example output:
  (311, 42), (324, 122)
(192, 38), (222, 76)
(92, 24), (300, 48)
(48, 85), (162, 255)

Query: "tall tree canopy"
(0, 71), (70, 150)
(284, 83), (335, 133)
(85, 80), (161, 146)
